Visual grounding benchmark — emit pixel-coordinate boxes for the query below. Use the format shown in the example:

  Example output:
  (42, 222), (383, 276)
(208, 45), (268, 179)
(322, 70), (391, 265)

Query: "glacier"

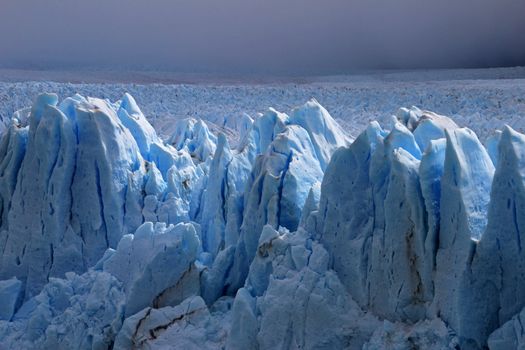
(0, 92), (524, 349)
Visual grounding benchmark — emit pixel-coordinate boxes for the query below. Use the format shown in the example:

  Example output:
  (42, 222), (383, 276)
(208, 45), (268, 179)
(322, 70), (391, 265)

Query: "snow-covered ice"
(1, 68), (525, 142)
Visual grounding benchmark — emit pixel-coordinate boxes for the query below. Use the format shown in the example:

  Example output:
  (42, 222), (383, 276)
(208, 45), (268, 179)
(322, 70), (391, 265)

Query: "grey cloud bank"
(0, 0), (524, 74)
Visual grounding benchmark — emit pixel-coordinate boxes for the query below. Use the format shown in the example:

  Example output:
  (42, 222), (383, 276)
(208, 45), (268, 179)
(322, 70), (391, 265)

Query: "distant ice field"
(0, 67), (524, 142)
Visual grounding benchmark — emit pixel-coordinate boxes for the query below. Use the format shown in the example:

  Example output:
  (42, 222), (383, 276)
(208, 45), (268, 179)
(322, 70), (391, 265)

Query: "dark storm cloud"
(0, 0), (524, 74)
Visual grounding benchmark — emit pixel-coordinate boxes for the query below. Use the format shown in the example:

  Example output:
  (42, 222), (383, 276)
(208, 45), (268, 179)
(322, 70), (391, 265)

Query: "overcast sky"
(0, 0), (524, 74)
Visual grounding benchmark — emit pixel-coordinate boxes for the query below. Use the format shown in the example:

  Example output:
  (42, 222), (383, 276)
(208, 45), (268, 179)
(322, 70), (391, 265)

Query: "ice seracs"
(0, 220), (202, 350)
(225, 102), (349, 294)
(433, 127), (495, 345)
(228, 225), (381, 350)
(313, 110), (492, 340)
(289, 98), (350, 170)
(199, 100), (349, 300)
(3, 92), (525, 349)
(0, 93), (204, 301)
(100, 222), (200, 317)
(169, 117), (217, 162)
(457, 125), (525, 346)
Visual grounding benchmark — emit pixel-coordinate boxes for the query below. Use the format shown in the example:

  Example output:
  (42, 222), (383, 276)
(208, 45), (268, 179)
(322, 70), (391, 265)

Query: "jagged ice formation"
(0, 95), (523, 349)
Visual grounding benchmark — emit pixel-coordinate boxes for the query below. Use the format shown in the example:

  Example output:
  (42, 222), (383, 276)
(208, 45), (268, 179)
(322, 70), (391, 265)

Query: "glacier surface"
(0, 91), (523, 349)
